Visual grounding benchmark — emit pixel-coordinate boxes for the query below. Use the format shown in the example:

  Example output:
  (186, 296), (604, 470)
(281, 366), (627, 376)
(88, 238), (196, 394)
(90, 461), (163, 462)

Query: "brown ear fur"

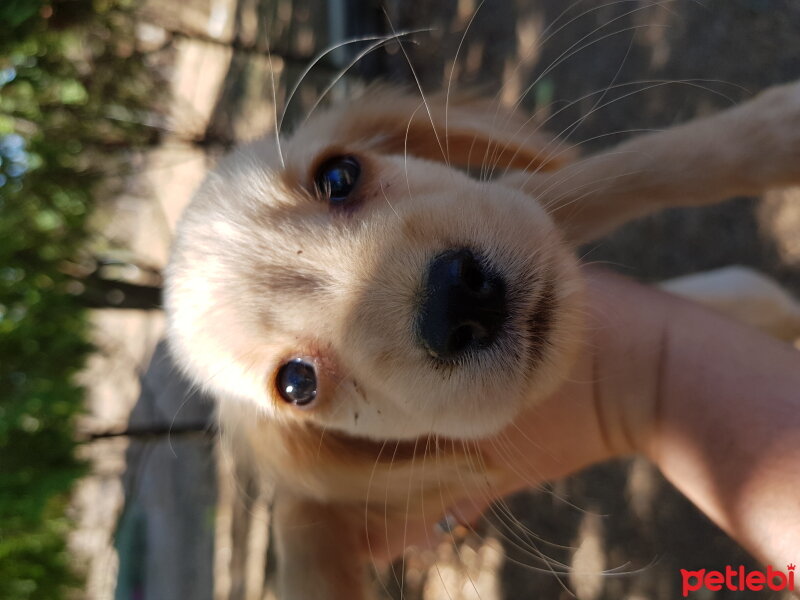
(308, 86), (575, 173)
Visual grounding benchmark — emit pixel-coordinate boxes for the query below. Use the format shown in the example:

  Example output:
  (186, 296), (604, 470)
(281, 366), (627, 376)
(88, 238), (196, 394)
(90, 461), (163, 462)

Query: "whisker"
(495, 78), (739, 186)
(450, 439), (550, 562)
(300, 30), (432, 129)
(481, 0), (649, 169)
(489, 24), (635, 182)
(482, 0), (677, 175)
(534, 81), (738, 175)
(363, 438), (396, 600)
(421, 435), (462, 600)
(264, 36), (284, 168)
(278, 31), (426, 135)
(509, 0), (676, 118)
(383, 8), (448, 164)
(444, 0), (486, 163)
(399, 435), (422, 595)
(459, 438), (575, 580)
(379, 181), (401, 220)
(403, 103), (425, 206)
(485, 25), (661, 181)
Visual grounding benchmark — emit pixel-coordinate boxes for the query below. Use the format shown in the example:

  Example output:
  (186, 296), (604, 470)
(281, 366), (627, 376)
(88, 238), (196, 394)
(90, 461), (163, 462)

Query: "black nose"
(417, 249), (507, 361)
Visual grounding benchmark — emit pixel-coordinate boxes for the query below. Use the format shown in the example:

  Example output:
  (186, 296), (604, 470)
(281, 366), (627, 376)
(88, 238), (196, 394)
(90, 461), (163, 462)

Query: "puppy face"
(166, 88), (583, 441)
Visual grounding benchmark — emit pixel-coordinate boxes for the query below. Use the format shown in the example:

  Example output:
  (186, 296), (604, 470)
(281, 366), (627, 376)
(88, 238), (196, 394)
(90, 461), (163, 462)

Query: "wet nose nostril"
(447, 321), (491, 354)
(418, 248), (508, 361)
(448, 325), (474, 356)
(460, 255), (486, 294)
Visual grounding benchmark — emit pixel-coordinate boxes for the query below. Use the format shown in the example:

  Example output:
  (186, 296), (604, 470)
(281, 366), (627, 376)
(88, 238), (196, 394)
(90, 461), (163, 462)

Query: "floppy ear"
(316, 86), (574, 173)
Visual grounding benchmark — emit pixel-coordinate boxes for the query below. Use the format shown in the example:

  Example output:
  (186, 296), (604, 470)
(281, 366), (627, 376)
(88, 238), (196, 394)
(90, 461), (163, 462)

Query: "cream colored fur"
(165, 81), (800, 599)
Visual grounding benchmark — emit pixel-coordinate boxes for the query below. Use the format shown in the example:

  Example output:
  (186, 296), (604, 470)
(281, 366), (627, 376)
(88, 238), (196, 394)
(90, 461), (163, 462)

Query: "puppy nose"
(418, 249), (507, 360)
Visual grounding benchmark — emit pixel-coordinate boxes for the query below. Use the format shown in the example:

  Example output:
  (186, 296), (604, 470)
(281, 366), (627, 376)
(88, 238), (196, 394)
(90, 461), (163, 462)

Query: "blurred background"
(1, 0), (799, 598)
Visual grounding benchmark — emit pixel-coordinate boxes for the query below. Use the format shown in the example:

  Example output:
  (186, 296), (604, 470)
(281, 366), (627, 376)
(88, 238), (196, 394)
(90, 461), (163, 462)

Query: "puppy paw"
(746, 80), (800, 189)
(660, 266), (800, 342)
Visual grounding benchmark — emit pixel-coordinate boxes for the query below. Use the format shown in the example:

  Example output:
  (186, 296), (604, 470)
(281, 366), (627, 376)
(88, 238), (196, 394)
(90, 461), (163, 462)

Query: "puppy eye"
(315, 155), (360, 206)
(276, 359), (317, 406)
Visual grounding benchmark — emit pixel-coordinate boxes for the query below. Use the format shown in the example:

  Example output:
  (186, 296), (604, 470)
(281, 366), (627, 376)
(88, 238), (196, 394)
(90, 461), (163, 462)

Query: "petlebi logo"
(681, 564), (795, 597)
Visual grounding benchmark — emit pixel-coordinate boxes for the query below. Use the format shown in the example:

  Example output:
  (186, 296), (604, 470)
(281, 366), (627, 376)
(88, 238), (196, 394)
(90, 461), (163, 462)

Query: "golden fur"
(165, 81), (800, 599)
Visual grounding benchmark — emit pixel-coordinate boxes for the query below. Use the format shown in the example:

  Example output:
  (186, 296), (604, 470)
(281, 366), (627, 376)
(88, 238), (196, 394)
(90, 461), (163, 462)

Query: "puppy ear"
(327, 87), (574, 172)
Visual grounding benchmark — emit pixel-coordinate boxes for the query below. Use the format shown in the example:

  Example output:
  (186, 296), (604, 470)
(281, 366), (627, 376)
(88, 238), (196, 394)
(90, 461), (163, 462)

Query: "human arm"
(466, 267), (800, 567)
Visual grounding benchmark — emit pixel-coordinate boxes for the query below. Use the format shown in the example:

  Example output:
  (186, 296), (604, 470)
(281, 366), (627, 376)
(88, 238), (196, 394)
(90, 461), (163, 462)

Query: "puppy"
(165, 81), (800, 598)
